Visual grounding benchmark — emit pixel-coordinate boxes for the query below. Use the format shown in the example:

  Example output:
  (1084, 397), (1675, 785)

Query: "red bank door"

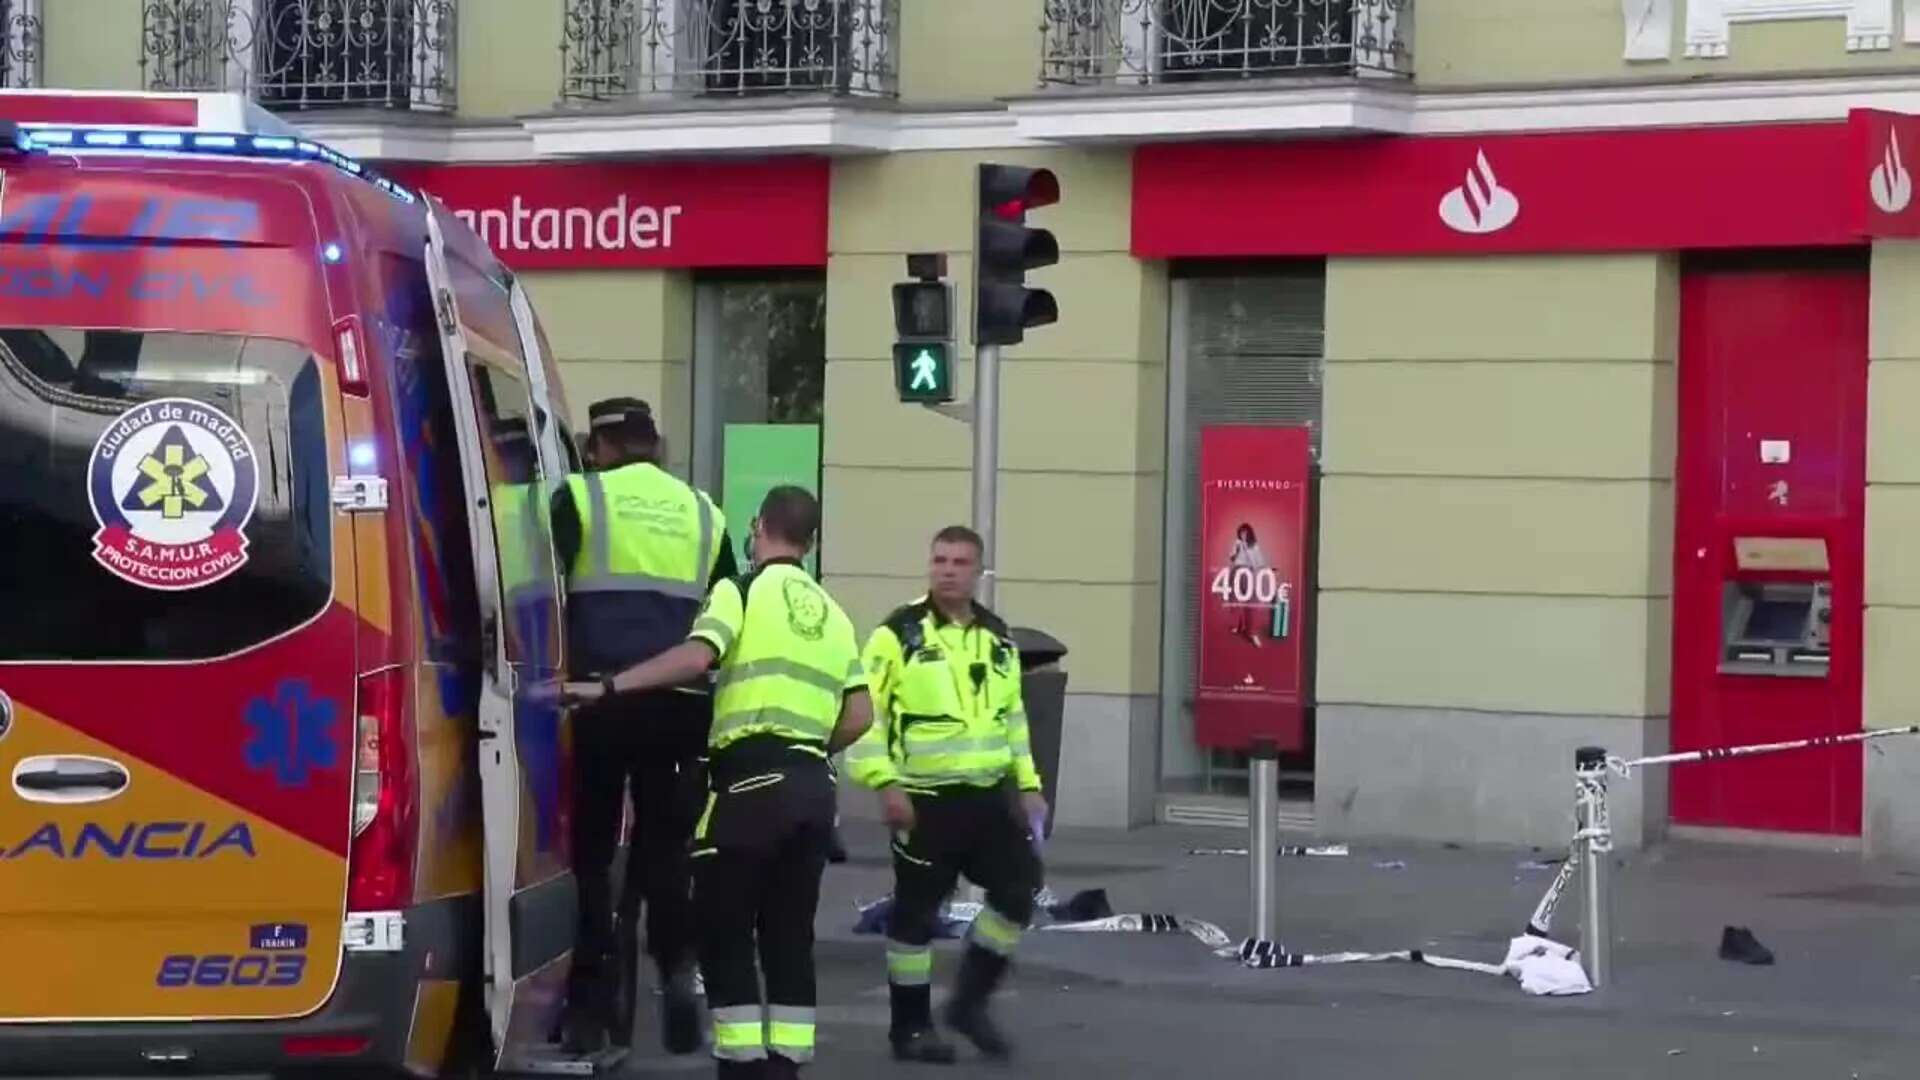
(1672, 254), (1868, 835)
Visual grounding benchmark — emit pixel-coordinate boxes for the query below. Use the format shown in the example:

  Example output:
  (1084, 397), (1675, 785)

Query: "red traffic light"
(982, 166), (1059, 220)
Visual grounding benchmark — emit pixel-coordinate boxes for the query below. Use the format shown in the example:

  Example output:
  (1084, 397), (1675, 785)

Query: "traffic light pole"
(971, 342), (1001, 610)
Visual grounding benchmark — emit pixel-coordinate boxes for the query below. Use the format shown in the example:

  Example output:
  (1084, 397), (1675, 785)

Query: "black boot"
(609, 915), (638, 1048)
(560, 961), (613, 1055)
(889, 982), (957, 1063)
(764, 1054), (802, 1079)
(716, 1059), (765, 1079)
(942, 946), (1013, 1060)
(1719, 925), (1775, 966)
(660, 960), (703, 1055)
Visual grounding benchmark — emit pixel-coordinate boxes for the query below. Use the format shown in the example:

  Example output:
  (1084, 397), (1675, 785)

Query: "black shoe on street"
(891, 1027), (959, 1064)
(1719, 925), (1775, 966)
(661, 965), (703, 1055)
(942, 998), (1012, 1061)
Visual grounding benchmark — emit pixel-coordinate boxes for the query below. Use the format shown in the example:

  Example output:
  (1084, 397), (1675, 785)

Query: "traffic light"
(892, 253), (956, 404)
(893, 341), (954, 404)
(974, 164), (1060, 346)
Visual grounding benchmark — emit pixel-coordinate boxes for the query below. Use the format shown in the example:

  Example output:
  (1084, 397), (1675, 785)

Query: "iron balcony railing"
(140, 0), (457, 111)
(561, 0), (898, 103)
(1040, 0), (1410, 86)
(2, 0), (40, 89)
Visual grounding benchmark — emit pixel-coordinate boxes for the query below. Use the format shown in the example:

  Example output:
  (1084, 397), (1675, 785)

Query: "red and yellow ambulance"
(0, 90), (579, 1077)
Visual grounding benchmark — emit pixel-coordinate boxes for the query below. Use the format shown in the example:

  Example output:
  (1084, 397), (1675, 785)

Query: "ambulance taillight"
(347, 667), (416, 910)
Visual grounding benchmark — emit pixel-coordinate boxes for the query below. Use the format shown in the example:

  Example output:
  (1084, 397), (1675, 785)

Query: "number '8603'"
(155, 954), (305, 988)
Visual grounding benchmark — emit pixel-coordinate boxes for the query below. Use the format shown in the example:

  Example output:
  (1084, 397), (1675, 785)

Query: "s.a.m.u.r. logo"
(87, 398), (259, 592)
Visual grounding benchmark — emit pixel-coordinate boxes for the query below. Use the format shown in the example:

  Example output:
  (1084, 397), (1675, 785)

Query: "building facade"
(20, 0), (1920, 854)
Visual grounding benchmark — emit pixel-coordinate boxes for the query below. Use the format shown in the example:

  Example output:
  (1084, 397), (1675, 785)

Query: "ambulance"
(0, 91), (582, 1076)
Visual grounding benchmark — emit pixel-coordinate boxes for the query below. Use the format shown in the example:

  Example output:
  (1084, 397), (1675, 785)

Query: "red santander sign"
(1135, 108), (1920, 258)
(386, 158), (829, 270)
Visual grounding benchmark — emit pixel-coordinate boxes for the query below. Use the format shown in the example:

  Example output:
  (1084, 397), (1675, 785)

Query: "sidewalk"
(624, 822), (1920, 1077)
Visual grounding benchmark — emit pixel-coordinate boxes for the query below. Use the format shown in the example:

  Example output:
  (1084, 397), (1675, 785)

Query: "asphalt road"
(611, 823), (1920, 1078)
(617, 938), (1920, 1079)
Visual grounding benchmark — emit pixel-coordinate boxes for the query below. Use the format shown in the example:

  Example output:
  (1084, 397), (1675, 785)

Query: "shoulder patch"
(883, 602), (930, 653)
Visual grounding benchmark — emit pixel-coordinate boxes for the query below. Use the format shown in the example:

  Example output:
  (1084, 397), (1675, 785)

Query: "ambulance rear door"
(421, 204), (571, 1066)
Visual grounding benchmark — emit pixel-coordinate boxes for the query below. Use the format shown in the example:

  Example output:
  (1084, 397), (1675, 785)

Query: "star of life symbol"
(1871, 129), (1911, 215)
(86, 397), (259, 591)
(1438, 150), (1521, 235)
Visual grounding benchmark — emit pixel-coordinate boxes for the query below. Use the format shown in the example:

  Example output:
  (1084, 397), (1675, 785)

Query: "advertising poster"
(721, 424), (821, 576)
(1195, 425), (1312, 750)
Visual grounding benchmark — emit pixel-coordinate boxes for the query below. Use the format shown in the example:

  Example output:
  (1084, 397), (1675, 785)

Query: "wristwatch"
(600, 674), (619, 699)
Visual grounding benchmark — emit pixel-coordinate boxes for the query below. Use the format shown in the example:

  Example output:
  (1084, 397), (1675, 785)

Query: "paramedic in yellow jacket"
(846, 524), (1046, 1065)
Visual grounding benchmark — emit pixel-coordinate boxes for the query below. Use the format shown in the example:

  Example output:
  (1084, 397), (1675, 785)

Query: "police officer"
(552, 397), (736, 1055)
(846, 524), (1047, 1064)
(567, 486), (872, 1079)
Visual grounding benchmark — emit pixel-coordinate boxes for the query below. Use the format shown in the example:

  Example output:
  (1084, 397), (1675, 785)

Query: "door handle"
(12, 755), (131, 804)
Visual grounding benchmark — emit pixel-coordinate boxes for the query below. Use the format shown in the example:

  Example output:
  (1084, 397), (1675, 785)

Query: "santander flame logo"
(1438, 150), (1520, 235)
(1870, 131), (1912, 215)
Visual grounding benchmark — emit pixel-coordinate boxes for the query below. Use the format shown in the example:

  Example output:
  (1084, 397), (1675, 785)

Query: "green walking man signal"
(893, 341), (953, 404)
(891, 253), (956, 404)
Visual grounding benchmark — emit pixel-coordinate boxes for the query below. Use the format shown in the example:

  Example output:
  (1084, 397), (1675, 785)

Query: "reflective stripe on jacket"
(847, 598), (1039, 794)
(688, 559), (865, 754)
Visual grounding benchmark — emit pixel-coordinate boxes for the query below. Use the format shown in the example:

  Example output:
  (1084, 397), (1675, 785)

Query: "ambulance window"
(0, 329), (332, 662)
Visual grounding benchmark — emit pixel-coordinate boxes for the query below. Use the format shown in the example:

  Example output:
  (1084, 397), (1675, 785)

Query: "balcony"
(139, 0), (456, 112)
(1040, 0), (1410, 86)
(2, 0), (39, 88)
(559, 0), (899, 104)
(1014, 0), (1412, 143)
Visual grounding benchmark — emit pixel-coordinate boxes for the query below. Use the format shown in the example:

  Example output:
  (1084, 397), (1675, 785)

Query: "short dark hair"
(932, 524), (984, 556)
(758, 486), (820, 548)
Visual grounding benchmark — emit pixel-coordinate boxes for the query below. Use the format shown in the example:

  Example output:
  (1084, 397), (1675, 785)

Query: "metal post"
(959, 342), (1002, 908)
(1575, 745), (1613, 988)
(972, 342), (1001, 611)
(1248, 738), (1280, 943)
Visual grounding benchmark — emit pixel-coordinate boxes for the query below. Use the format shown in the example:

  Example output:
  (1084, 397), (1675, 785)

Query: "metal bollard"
(1575, 745), (1613, 988)
(1249, 738), (1281, 944)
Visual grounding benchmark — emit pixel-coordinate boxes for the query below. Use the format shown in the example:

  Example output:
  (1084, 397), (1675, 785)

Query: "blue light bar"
(12, 123), (417, 206)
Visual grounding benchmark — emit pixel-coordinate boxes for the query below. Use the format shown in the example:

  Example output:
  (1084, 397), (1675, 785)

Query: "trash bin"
(1010, 627), (1068, 838)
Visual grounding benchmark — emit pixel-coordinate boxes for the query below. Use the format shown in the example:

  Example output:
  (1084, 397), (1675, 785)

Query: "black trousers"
(693, 738), (837, 1066)
(569, 688), (710, 1015)
(886, 784), (1042, 1033)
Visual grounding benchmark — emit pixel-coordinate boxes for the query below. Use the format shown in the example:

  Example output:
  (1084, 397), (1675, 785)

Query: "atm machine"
(1718, 538), (1833, 678)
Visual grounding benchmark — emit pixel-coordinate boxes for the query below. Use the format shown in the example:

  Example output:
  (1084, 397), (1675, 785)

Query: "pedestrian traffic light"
(893, 341), (953, 404)
(974, 164), (1060, 347)
(893, 253), (957, 405)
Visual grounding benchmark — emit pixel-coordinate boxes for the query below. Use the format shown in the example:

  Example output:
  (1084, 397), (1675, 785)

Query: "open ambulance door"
(423, 204), (576, 1070)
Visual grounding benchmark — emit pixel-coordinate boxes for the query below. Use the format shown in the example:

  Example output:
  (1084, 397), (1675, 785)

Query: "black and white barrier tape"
(1608, 724), (1920, 776)
(1187, 844), (1351, 858)
(1038, 914), (1505, 975)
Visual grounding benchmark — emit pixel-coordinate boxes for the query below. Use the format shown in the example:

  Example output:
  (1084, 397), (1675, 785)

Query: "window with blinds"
(1167, 266), (1326, 792)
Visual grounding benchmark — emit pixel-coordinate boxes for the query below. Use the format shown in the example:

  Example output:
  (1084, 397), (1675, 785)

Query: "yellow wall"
(899, 0), (1042, 104)
(823, 148), (1163, 696)
(1418, 0), (1920, 86)
(458, 0), (563, 119)
(40, 0), (141, 90)
(1866, 242), (1920, 726)
(523, 270), (694, 476)
(1317, 253), (1677, 717)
